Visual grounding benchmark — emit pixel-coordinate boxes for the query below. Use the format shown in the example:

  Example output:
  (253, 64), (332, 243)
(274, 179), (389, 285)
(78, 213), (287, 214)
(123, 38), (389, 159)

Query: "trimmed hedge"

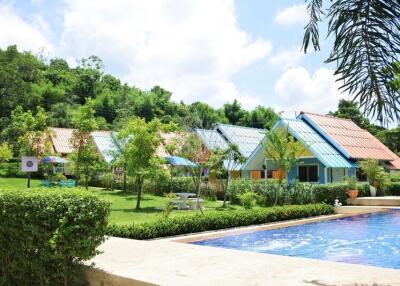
(107, 203), (333, 240)
(385, 182), (400, 196)
(0, 189), (110, 286)
(313, 182), (370, 205)
(228, 179), (370, 206)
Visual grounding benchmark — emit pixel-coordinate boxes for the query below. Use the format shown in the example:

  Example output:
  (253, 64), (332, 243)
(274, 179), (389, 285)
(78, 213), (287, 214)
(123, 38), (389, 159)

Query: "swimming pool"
(192, 210), (400, 269)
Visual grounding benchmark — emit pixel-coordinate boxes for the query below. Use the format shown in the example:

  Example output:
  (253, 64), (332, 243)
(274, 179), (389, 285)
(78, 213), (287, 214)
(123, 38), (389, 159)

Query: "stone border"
(167, 206), (388, 243)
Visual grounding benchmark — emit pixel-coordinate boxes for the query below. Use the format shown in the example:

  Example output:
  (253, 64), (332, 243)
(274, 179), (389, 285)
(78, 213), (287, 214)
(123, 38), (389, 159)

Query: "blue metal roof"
(195, 129), (229, 150)
(280, 118), (355, 168)
(216, 124), (266, 158)
(91, 131), (121, 164)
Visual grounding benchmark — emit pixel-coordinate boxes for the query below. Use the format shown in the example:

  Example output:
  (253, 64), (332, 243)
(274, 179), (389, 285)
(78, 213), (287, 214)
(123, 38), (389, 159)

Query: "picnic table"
(172, 193), (204, 210)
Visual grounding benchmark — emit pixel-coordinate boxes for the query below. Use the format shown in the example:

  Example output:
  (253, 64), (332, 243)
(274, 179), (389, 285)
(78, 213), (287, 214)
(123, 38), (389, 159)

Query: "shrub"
(356, 183), (370, 197)
(0, 161), (26, 177)
(385, 182), (400, 196)
(313, 183), (348, 205)
(228, 179), (315, 206)
(107, 204), (333, 240)
(238, 191), (257, 209)
(390, 176), (400, 183)
(0, 189), (110, 286)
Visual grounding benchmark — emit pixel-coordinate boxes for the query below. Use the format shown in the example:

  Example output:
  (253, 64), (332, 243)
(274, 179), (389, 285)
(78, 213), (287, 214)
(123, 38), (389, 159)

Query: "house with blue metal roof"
(91, 131), (122, 164)
(195, 124), (265, 158)
(242, 117), (357, 183)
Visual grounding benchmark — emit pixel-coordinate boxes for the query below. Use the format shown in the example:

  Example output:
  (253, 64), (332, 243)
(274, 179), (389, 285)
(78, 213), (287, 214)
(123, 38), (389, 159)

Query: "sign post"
(21, 156), (38, 188)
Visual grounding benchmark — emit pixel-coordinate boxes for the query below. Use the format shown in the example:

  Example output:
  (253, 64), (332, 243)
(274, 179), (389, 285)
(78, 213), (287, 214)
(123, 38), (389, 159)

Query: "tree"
(19, 107), (52, 158)
(208, 144), (245, 207)
(178, 134), (210, 213)
(118, 118), (162, 209)
(303, 1), (400, 123)
(0, 143), (12, 163)
(223, 100), (248, 125)
(263, 127), (306, 205)
(2, 106), (50, 157)
(70, 99), (99, 189)
(244, 106), (278, 129)
(0, 45), (44, 130)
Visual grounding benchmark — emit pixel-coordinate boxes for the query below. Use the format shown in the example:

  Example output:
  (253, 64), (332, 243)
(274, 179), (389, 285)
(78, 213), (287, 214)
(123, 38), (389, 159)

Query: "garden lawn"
(0, 177), (243, 225)
(92, 189), (242, 225)
(0, 177), (41, 189)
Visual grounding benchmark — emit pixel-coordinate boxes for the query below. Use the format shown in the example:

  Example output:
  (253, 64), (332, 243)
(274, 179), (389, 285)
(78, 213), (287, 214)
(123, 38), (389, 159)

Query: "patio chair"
(41, 180), (51, 187)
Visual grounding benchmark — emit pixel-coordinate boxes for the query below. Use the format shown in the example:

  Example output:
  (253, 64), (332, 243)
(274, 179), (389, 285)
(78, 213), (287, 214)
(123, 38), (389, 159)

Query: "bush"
(238, 192), (257, 209)
(107, 204), (333, 240)
(0, 189), (110, 286)
(0, 162), (26, 177)
(228, 179), (315, 206)
(313, 183), (348, 205)
(385, 182), (400, 196)
(390, 176), (400, 183)
(356, 183), (370, 197)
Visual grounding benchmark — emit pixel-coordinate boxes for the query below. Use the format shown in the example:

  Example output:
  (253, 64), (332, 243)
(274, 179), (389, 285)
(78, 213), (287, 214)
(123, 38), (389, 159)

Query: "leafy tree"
(19, 107), (52, 158)
(208, 144), (245, 207)
(2, 106), (50, 157)
(303, 0), (400, 123)
(0, 143), (12, 163)
(185, 102), (228, 128)
(178, 134), (210, 213)
(0, 45), (44, 129)
(263, 127), (306, 205)
(72, 56), (103, 104)
(69, 99), (99, 189)
(244, 106), (278, 129)
(118, 118), (162, 209)
(223, 99), (249, 125)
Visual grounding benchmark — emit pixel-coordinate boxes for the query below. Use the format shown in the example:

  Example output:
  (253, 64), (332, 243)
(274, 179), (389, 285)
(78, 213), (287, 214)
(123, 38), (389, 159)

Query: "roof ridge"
(216, 123), (266, 132)
(300, 111), (353, 122)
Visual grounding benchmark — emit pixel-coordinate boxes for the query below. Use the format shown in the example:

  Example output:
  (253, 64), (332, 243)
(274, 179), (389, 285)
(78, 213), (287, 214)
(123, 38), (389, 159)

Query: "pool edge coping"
(165, 207), (388, 243)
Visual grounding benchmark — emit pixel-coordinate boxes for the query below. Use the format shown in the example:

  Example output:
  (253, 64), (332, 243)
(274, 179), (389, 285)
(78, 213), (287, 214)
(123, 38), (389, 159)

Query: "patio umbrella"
(164, 156), (197, 168)
(164, 156), (197, 193)
(42, 156), (68, 164)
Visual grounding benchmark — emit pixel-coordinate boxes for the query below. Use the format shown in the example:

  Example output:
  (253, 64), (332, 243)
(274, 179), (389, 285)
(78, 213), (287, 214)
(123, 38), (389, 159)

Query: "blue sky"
(1, 0), (351, 118)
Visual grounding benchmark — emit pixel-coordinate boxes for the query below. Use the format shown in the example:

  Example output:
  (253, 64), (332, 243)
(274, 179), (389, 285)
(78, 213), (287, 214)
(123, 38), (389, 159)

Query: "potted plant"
(360, 160), (387, 197)
(346, 176), (358, 199)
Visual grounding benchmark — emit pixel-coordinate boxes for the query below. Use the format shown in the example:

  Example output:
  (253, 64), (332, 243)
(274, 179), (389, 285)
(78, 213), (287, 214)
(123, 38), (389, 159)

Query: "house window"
(298, 165), (318, 182)
(356, 168), (368, 182)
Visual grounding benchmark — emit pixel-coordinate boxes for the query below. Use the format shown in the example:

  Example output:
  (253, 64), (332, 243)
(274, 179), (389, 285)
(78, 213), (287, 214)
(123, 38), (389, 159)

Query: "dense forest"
(0, 45), (399, 156)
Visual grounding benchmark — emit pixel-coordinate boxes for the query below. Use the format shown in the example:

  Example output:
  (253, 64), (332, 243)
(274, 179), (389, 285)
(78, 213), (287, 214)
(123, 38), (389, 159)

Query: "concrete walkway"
(87, 237), (400, 286)
(348, 196), (400, 206)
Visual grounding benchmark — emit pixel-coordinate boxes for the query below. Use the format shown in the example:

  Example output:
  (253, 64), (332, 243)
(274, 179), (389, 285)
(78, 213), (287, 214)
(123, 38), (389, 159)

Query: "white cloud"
(0, 3), (53, 53)
(274, 4), (308, 26)
(268, 46), (304, 70)
(59, 0), (272, 107)
(274, 67), (347, 115)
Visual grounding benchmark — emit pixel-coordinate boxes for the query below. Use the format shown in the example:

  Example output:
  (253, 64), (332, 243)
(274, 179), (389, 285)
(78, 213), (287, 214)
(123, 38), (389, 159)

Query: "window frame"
(297, 164), (319, 183)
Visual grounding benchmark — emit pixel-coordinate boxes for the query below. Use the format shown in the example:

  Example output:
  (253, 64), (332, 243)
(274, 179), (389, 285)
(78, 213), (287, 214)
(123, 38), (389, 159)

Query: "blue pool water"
(192, 210), (400, 269)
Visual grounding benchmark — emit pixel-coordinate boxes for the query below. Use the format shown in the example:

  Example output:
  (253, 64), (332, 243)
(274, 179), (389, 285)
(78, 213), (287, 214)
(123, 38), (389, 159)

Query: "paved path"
(87, 237), (400, 286)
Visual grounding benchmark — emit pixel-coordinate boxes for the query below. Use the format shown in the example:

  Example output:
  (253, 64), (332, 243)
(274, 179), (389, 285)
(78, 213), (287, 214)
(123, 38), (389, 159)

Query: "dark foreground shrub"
(0, 189), (110, 286)
(385, 182), (400, 196)
(107, 203), (333, 240)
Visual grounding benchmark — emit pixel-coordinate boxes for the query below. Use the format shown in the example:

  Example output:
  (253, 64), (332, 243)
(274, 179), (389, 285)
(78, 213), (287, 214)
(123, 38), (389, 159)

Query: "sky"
(0, 0), (353, 118)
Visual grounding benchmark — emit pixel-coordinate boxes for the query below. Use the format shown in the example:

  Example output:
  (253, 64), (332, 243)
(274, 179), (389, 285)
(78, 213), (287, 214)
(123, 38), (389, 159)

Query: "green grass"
(0, 177), (41, 189)
(0, 177), (242, 225)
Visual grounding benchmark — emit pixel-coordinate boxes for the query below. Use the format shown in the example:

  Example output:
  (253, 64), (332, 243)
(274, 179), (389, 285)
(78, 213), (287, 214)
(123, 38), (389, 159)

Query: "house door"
(331, 168), (346, 182)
